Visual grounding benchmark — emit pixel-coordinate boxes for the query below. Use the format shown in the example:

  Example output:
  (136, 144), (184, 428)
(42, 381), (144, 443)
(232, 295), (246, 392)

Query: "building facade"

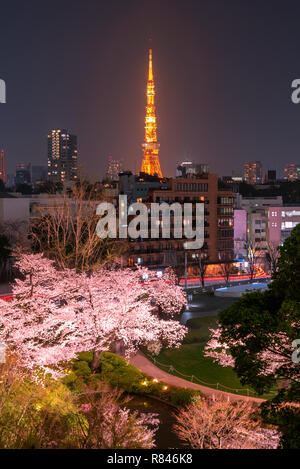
(233, 209), (247, 261)
(284, 163), (300, 181)
(265, 169), (277, 183)
(15, 163), (31, 185)
(106, 157), (123, 182)
(118, 172), (168, 204)
(47, 129), (78, 183)
(233, 194), (283, 270)
(243, 161), (263, 185)
(126, 173), (234, 271)
(268, 206), (300, 247)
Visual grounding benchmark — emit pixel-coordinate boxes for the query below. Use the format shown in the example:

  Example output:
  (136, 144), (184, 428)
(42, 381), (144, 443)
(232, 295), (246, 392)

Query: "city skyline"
(2, 1), (300, 179)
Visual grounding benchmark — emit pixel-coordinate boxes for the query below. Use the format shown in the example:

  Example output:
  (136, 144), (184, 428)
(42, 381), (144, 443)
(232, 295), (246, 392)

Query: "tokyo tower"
(140, 49), (163, 178)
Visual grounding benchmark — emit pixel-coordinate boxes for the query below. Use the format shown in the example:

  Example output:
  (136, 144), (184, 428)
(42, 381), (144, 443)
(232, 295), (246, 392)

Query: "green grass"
(150, 316), (276, 399)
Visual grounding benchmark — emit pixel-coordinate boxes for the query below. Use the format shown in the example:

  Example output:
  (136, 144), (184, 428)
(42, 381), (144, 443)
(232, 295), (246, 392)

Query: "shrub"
(76, 351), (93, 364)
(65, 352), (202, 407)
(169, 388), (195, 406)
(99, 352), (144, 392)
(0, 356), (85, 448)
(73, 360), (92, 378)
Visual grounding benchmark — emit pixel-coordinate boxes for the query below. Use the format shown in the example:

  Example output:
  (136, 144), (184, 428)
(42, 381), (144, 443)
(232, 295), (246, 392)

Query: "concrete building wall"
(0, 198), (30, 222)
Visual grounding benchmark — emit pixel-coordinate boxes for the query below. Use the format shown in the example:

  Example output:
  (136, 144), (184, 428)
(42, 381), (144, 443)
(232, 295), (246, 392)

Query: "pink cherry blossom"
(0, 254), (187, 370)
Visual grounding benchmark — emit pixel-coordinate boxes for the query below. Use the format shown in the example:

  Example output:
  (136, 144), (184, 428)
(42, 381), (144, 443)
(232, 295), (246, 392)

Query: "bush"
(73, 360), (92, 378)
(169, 388), (195, 406)
(99, 352), (144, 392)
(0, 356), (85, 449)
(76, 351), (93, 364)
(64, 351), (202, 407)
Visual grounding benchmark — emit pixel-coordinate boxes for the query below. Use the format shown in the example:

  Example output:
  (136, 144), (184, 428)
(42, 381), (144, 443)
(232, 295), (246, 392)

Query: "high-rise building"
(106, 156), (123, 181)
(243, 161), (263, 184)
(265, 169), (277, 183)
(284, 163), (300, 181)
(15, 163), (31, 185)
(47, 129), (78, 183)
(140, 49), (163, 178)
(0, 149), (6, 184)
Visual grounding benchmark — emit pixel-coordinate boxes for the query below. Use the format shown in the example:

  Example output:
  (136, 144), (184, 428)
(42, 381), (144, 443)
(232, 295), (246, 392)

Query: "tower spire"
(148, 48), (153, 81)
(140, 48), (163, 178)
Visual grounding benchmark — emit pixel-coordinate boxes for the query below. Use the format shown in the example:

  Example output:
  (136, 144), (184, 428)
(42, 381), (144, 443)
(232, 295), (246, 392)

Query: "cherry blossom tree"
(173, 400), (280, 449)
(79, 386), (159, 449)
(0, 254), (187, 371)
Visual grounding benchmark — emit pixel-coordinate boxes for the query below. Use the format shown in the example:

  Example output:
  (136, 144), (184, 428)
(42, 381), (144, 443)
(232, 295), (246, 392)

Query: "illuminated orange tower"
(141, 49), (163, 178)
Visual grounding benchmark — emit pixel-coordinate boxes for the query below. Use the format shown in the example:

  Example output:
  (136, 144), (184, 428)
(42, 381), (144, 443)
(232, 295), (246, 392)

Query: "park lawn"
(152, 316), (275, 399)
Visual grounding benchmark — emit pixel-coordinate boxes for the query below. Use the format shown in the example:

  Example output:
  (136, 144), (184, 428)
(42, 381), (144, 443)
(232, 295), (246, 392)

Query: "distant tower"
(0, 149), (7, 184)
(140, 49), (163, 178)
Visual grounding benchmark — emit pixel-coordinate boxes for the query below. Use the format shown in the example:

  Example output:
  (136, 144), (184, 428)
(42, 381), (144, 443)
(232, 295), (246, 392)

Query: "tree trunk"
(91, 350), (101, 371)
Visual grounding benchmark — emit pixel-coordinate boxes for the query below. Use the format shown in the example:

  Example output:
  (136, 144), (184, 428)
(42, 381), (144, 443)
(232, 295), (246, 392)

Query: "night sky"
(1, 0), (300, 179)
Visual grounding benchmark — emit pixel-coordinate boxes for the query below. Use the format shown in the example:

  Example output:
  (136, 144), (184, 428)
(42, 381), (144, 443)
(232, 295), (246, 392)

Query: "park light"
(141, 380), (148, 386)
(162, 385), (168, 391)
(152, 378), (159, 383)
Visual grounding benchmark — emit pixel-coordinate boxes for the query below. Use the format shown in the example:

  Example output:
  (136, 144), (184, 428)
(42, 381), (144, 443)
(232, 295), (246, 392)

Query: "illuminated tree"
(79, 386), (159, 449)
(174, 400), (280, 449)
(0, 254), (187, 371)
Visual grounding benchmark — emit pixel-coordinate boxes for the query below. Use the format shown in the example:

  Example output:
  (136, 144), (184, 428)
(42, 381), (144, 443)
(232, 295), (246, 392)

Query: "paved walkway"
(129, 351), (265, 404)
